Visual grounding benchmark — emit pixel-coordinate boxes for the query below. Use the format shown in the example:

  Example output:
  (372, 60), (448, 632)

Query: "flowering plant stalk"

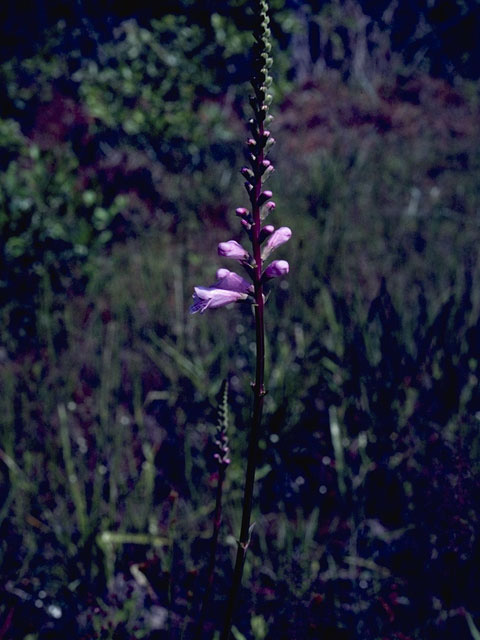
(190, 1), (290, 636)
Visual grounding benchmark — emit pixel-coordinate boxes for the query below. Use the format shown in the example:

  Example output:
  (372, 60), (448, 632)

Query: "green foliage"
(0, 122), (130, 347)
(72, 17), (239, 160)
(0, 13), (251, 349)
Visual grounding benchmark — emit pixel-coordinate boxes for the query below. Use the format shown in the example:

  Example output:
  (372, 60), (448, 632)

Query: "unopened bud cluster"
(213, 429), (231, 467)
(213, 381), (231, 467)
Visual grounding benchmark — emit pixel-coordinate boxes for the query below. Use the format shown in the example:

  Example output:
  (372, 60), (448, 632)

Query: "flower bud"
(257, 190), (273, 207)
(262, 165), (275, 181)
(248, 118), (258, 139)
(259, 224), (275, 243)
(261, 226), (292, 259)
(255, 86), (266, 102)
(218, 240), (250, 262)
(264, 136), (275, 152)
(263, 260), (290, 279)
(236, 207), (249, 218)
(214, 269), (252, 293)
(261, 200), (276, 221)
(216, 268), (230, 280)
(241, 167), (255, 184)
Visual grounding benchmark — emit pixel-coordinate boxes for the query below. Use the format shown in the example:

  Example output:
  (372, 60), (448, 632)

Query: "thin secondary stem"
(194, 464), (227, 639)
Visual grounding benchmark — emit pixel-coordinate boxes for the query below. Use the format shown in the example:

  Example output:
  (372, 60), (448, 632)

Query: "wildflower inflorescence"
(190, 2), (289, 636)
(190, 0), (291, 315)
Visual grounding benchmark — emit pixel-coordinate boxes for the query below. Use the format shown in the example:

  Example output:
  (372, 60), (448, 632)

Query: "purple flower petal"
(263, 260), (289, 279)
(218, 240), (250, 262)
(215, 269), (252, 293)
(190, 286), (249, 314)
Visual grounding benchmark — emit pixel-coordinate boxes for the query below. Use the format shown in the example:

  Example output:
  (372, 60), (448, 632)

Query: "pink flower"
(215, 269), (252, 293)
(261, 226), (292, 260)
(218, 240), (250, 262)
(263, 260), (289, 279)
(190, 287), (249, 314)
(190, 269), (252, 314)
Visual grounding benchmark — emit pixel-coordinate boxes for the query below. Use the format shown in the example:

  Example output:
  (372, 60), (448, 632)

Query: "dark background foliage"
(1, 1), (480, 639)
(2, 0), (480, 77)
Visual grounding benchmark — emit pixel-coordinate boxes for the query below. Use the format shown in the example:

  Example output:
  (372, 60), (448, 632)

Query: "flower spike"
(189, 0), (291, 316)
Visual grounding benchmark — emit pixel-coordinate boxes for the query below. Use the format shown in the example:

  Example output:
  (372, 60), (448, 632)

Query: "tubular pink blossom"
(215, 269), (253, 293)
(263, 260), (289, 279)
(190, 287), (249, 314)
(261, 226), (292, 260)
(218, 240), (250, 262)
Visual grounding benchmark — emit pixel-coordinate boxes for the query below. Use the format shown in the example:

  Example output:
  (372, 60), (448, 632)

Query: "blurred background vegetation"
(1, 1), (480, 638)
